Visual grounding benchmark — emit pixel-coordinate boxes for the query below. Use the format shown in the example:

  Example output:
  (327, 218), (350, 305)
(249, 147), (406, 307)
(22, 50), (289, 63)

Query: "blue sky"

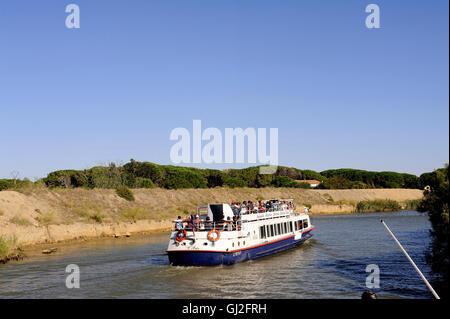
(0, 0), (448, 179)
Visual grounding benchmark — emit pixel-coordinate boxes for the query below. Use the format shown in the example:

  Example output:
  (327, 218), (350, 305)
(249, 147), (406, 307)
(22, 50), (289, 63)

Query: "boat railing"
(173, 220), (242, 232)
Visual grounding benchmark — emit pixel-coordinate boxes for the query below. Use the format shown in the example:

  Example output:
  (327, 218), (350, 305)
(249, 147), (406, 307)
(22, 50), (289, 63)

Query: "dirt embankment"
(0, 188), (423, 248)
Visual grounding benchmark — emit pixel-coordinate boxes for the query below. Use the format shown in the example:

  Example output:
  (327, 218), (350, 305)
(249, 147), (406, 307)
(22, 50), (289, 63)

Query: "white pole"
(381, 220), (440, 299)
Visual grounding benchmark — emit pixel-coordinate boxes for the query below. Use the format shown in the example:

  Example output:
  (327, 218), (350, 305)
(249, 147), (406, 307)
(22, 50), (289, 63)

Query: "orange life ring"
(207, 229), (221, 242)
(176, 229), (187, 242)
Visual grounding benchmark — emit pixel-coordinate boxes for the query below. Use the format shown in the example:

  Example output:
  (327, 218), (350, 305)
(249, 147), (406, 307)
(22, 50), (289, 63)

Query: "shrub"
(36, 211), (55, 225)
(89, 210), (106, 223)
(124, 161), (164, 186)
(296, 182), (312, 189)
(0, 179), (14, 191)
(162, 166), (208, 189)
(404, 199), (421, 210)
(271, 176), (298, 188)
(356, 200), (401, 213)
(0, 235), (17, 257)
(116, 186), (135, 201)
(417, 165), (449, 297)
(320, 176), (353, 189)
(135, 177), (155, 189)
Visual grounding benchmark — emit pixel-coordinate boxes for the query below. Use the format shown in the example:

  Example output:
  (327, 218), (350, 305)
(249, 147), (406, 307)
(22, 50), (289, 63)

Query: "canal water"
(0, 211), (436, 299)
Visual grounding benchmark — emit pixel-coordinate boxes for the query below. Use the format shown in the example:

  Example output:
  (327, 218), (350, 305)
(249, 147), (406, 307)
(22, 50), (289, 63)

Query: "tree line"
(0, 160), (435, 191)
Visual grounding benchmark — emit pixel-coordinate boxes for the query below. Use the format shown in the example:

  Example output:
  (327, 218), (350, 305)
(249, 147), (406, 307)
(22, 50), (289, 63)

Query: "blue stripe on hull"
(168, 233), (313, 266)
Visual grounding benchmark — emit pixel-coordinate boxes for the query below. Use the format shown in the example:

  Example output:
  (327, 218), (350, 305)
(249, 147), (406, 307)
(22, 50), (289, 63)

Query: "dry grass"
(0, 188), (424, 227)
(9, 215), (32, 226)
(36, 211), (56, 225)
(0, 235), (17, 257)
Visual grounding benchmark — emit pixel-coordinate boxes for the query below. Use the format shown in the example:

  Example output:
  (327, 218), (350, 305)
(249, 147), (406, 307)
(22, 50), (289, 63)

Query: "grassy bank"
(0, 188), (423, 249)
(355, 199), (421, 213)
(0, 235), (23, 264)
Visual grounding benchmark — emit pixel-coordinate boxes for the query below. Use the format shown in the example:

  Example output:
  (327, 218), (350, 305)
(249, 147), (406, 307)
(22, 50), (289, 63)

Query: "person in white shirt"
(174, 216), (184, 231)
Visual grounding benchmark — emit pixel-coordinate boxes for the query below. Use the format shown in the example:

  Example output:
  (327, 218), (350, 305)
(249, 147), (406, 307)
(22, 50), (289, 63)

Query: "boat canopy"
(207, 203), (234, 222)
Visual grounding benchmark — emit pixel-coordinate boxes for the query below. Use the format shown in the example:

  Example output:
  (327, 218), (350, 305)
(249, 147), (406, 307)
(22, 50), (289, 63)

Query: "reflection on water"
(0, 211), (435, 299)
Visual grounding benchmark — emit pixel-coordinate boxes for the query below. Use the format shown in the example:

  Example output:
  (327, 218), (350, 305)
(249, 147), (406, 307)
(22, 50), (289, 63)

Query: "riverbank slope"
(0, 188), (423, 250)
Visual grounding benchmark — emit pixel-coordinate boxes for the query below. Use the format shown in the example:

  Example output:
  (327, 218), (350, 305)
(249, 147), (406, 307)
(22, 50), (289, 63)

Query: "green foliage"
(271, 176), (297, 187)
(356, 199), (401, 212)
(116, 185), (135, 201)
(351, 181), (369, 189)
(417, 165), (449, 297)
(88, 164), (125, 188)
(134, 177), (156, 188)
(124, 160), (165, 186)
(296, 182), (312, 189)
(90, 212), (105, 223)
(162, 166), (208, 189)
(320, 169), (419, 189)
(0, 179), (14, 191)
(299, 169), (325, 181)
(31, 161), (426, 191)
(44, 169), (91, 188)
(36, 211), (55, 225)
(203, 169), (229, 188)
(404, 199), (421, 210)
(223, 176), (247, 188)
(320, 176), (354, 189)
(0, 235), (17, 258)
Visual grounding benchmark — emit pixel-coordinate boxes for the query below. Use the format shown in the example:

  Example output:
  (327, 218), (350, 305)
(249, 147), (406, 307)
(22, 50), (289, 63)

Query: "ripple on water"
(0, 211), (433, 299)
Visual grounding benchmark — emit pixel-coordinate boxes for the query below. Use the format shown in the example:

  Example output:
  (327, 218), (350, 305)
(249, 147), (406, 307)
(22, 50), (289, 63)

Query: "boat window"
(266, 225), (270, 237)
(260, 226), (265, 239)
(303, 220), (308, 228)
(270, 225), (274, 237)
(284, 223), (287, 233)
(277, 224), (281, 235)
(289, 222), (293, 232)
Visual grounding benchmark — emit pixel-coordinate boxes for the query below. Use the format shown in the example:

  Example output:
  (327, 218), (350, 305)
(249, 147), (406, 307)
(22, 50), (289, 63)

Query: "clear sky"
(0, 0), (448, 179)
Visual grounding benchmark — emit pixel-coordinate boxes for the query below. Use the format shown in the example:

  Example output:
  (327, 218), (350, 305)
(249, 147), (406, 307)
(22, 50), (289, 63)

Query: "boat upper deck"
(172, 199), (310, 232)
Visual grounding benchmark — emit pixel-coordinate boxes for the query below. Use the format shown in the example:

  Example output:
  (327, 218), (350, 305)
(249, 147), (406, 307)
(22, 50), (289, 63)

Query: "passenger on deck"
(189, 214), (195, 230)
(205, 216), (212, 230)
(174, 216), (184, 231)
(224, 217), (233, 231)
(231, 201), (240, 216)
(272, 201), (279, 210)
(194, 215), (201, 230)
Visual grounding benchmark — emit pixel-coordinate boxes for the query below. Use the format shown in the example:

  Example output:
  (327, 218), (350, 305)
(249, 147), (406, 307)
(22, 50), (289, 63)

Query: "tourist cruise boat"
(166, 200), (315, 266)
